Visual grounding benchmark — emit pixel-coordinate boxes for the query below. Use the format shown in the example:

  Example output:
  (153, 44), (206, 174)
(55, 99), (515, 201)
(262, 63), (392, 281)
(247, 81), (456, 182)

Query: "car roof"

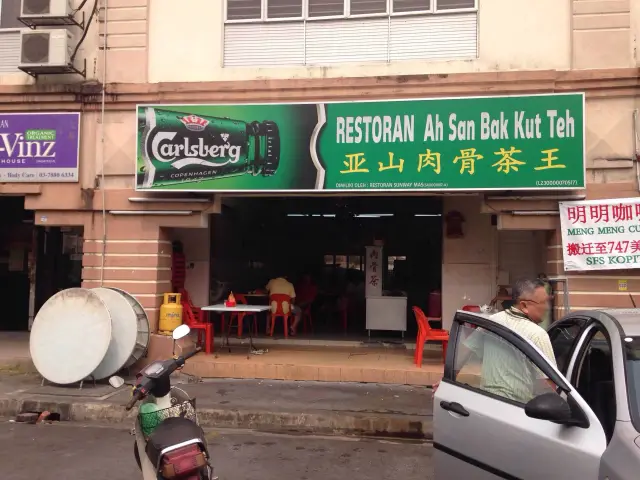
(580, 309), (640, 337)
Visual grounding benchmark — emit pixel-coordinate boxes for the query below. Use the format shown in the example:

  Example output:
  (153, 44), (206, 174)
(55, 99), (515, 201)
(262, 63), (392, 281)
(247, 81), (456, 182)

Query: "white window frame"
(0, 0), (23, 32)
(432, 0), (477, 15)
(224, 0), (478, 23)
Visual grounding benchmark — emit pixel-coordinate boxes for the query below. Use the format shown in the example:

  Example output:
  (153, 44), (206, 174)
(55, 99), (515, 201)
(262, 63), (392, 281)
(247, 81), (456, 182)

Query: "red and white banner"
(559, 197), (640, 271)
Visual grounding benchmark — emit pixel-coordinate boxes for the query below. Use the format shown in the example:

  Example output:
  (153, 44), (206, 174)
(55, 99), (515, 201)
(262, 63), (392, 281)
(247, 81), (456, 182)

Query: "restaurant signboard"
(560, 198), (640, 271)
(0, 113), (81, 182)
(135, 93), (585, 192)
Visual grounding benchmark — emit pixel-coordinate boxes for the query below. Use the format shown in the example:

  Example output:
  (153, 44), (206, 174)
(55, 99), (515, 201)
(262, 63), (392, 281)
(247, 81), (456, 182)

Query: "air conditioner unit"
(21, 0), (72, 18)
(19, 29), (72, 68)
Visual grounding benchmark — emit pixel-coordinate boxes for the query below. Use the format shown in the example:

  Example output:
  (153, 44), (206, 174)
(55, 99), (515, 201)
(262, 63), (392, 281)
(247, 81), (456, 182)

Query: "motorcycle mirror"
(172, 324), (191, 341)
(108, 376), (125, 389)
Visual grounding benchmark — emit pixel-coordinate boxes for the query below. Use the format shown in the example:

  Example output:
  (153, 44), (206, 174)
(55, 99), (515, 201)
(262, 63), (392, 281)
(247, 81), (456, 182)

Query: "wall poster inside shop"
(0, 112), (81, 183)
(135, 93), (585, 192)
(365, 246), (383, 297)
(560, 198), (640, 271)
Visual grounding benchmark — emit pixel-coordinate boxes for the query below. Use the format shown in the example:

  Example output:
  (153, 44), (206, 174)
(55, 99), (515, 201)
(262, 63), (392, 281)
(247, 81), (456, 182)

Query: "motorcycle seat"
(146, 417), (206, 468)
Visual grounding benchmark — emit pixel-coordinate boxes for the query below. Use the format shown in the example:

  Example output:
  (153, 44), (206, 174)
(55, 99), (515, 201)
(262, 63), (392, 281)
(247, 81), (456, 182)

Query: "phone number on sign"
(536, 180), (579, 186)
(38, 172), (75, 178)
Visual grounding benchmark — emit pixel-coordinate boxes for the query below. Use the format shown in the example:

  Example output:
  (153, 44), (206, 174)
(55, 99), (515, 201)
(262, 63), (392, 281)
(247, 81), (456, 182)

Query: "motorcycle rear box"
(145, 417), (207, 468)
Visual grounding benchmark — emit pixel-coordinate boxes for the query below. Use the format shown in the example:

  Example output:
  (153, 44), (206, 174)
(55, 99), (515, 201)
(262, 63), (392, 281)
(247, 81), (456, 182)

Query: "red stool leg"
(204, 325), (212, 354)
(416, 336), (425, 368)
(442, 340), (448, 364)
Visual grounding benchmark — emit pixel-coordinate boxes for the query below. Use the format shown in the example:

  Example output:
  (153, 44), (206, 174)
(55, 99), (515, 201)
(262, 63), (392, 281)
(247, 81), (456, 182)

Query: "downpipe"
(99, 0), (108, 286)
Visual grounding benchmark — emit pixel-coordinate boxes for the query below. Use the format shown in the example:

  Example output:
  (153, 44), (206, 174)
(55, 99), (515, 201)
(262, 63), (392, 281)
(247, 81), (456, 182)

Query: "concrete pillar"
(80, 215), (172, 333)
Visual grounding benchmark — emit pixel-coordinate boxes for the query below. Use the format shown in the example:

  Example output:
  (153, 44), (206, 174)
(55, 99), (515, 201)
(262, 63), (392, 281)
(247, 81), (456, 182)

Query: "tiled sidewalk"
(182, 345), (443, 386)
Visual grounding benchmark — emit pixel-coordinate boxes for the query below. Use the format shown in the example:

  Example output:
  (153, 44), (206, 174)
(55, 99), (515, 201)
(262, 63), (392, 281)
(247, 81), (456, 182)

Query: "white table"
(365, 296), (408, 338)
(202, 304), (271, 357)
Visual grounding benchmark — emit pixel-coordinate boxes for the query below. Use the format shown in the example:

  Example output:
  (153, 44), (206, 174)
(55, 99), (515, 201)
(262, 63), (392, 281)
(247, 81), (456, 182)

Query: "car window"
(548, 321), (584, 373)
(624, 337), (640, 433)
(453, 322), (558, 405)
(573, 328), (615, 442)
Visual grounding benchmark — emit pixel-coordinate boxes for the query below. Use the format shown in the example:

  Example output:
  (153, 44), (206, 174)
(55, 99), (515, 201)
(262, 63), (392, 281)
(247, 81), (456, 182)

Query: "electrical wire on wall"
(99, 0), (108, 286)
(71, 0), (99, 63)
(634, 109), (640, 193)
(68, 0), (107, 284)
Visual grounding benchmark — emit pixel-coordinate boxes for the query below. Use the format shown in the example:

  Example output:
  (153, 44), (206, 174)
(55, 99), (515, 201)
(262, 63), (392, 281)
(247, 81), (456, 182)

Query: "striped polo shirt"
(464, 309), (558, 404)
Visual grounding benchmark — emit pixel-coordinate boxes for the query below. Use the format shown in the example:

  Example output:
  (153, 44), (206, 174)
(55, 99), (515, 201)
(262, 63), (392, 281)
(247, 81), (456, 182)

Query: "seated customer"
(295, 274), (317, 311)
(266, 275), (301, 336)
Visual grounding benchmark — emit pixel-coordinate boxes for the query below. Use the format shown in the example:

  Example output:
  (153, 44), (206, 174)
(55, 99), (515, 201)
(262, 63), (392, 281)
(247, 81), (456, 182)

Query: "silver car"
(434, 308), (640, 479)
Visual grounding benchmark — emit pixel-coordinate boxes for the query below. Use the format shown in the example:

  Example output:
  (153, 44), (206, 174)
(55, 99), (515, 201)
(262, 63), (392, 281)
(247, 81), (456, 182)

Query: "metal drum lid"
(106, 287), (150, 368)
(29, 288), (112, 385)
(90, 287), (140, 380)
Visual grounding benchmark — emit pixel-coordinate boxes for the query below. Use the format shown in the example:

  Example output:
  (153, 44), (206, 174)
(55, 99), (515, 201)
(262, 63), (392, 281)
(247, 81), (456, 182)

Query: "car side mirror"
(525, 392), (576, 425)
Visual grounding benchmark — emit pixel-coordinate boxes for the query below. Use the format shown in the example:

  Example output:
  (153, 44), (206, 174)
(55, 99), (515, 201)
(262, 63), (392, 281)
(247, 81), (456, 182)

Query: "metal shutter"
(390, 13), (477, 61)
(223, 22), (305, 67)
(0, 31), (20, 73)
(305, 18), (388, 65)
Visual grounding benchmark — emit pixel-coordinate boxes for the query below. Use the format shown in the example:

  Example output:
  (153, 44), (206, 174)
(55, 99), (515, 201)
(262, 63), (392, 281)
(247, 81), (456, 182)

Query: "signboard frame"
(0, 112), (81, 183)
(135, 92), (586, 193)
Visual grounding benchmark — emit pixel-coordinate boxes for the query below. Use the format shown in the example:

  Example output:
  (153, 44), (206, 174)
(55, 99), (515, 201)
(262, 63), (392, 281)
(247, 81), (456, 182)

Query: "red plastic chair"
(301, 305), (313, 334)
(227, 294), (258, 337)
(337, 295), (349, 335)
(462, 305), (481, 313)
(413, 306), (449, 366)
(181, 299), (214, 354)
(178, 289), (203, 319)
(461, 305), (481, 330)
(269, 294), (292, 338)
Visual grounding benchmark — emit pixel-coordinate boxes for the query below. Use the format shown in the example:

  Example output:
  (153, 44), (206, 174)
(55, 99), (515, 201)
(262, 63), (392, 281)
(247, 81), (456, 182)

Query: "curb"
(0, 397), (432, 440)
(0, 359), (37, 375)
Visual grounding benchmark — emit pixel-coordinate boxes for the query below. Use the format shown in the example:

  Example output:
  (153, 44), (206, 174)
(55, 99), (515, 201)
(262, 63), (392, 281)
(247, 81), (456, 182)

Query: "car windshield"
(625, 336), (640, 430)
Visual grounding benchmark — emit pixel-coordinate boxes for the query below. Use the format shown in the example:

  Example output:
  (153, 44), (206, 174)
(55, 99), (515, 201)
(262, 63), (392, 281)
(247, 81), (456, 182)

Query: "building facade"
(1, 0), (639, 336)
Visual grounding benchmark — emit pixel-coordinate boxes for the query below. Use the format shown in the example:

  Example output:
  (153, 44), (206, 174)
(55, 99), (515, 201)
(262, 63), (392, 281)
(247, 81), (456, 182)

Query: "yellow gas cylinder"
(159, 293), (183, 335)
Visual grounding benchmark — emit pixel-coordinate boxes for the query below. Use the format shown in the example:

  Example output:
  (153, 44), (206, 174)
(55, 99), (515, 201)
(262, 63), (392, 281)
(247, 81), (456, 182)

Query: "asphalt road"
(0, 421), (433, 480)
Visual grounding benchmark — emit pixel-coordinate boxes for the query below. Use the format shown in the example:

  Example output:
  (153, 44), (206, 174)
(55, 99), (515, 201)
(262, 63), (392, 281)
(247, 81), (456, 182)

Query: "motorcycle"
(109, 324), (216, 480)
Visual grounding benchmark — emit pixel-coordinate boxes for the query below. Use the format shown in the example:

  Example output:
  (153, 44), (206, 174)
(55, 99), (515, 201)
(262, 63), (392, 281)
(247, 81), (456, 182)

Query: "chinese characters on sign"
(338, 145), (565, 177)
(329, 97), (584, 191)
(365, 246), (383, 297)
(559, 198), (640, 271)
(136, 93), (585, 192)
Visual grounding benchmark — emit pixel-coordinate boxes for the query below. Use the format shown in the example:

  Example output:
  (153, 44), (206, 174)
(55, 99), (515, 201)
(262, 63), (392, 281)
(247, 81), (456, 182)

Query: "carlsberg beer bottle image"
(137, 107), (281, 188)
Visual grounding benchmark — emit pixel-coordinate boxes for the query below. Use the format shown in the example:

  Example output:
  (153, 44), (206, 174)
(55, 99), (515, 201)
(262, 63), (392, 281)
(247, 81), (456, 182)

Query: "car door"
(434, 311), (607, 480)
(547, 317), (588, 374)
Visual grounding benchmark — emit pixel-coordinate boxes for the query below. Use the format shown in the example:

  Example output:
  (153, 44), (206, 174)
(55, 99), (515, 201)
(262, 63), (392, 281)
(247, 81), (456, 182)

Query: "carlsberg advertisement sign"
(135, 93), (585, 192)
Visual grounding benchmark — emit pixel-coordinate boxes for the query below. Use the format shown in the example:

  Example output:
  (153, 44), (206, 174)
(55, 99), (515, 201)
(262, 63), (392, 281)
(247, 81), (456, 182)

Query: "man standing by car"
(433, 278), (557, 402)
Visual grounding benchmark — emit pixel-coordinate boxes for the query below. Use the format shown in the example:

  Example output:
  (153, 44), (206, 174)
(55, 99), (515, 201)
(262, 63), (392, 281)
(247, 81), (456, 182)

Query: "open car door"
(434, 311), (607, 480)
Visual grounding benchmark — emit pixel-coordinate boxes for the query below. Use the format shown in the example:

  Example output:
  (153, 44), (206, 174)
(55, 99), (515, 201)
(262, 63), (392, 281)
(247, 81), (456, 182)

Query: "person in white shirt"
(433, 278), (557, 402)
(265, 276), (301, 336)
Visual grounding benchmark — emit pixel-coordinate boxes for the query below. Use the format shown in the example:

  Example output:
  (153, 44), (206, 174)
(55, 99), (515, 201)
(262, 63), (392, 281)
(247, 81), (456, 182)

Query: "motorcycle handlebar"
(125, 389), (143, 411)
(125, 348), (202, 411)
(183, 347), (202, 361)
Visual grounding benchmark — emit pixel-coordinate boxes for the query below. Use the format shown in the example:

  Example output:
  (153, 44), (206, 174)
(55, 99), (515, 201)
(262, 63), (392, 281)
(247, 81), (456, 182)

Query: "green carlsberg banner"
(135, 93), (585, 192)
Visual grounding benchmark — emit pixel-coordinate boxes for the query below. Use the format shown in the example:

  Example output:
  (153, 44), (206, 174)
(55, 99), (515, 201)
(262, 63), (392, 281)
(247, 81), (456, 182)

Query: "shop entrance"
(33, 225), (84, 318)
(0, 195), (83, 331)
(0, 196), (33, 331)
(210, 195), (443, 341)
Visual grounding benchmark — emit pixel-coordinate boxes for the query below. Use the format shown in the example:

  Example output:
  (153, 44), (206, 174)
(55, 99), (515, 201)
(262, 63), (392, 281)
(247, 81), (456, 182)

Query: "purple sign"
(0, 112), (80, 183)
